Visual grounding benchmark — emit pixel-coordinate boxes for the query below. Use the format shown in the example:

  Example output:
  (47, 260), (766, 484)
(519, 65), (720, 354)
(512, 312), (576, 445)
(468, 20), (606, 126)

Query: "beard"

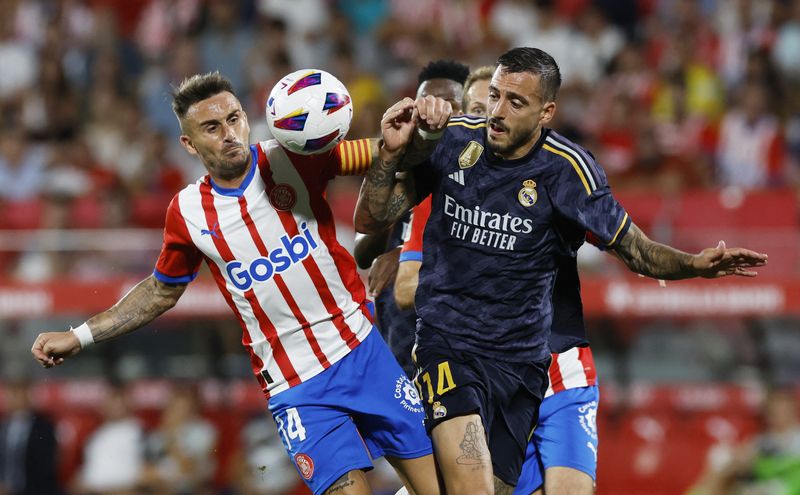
(485, 118), (538, 158)
(208, 143), (250, 181)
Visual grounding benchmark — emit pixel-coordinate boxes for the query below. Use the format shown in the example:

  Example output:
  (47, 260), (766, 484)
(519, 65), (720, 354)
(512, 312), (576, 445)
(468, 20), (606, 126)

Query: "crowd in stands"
(0, 0), (798, 244)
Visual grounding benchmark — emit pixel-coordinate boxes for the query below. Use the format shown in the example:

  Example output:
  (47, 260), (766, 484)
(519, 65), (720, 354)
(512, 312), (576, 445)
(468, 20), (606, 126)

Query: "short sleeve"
(153, 196), (203, 284)
(400, 194), (431, 263)
(547, 143), (631, 250)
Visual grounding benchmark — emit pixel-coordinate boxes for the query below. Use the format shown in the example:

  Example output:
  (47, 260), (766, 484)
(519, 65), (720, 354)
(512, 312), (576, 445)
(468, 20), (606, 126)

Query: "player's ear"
(180, 135), (198, 156)
(539, 101), (557, 125)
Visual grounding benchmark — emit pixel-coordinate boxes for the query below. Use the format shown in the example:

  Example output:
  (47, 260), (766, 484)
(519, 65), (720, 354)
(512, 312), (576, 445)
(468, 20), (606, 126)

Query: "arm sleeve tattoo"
(612, 223), (697, 280)
(86, 275), (186, 343)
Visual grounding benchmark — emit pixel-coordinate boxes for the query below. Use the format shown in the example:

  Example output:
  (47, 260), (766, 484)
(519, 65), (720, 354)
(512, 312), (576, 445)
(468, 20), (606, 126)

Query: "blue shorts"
(514, 385), (599, 494)
(268, 329), (432, 494)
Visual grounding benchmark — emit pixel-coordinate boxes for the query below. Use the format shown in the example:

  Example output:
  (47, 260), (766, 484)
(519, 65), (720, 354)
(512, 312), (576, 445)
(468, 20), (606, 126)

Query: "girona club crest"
(269, 183), (297, 211)
(294, 453), (314, 480)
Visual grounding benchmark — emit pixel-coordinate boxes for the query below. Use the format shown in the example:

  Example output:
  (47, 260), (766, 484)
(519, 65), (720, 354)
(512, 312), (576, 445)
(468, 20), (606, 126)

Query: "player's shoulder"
(444, 115), (487, 141)
(540, 130), (604, 194)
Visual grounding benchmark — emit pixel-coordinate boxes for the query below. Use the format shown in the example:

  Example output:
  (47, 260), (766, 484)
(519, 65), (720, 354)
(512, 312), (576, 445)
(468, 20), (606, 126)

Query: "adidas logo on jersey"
(226, 223), (318, 290)
(448, 170), (465, 185)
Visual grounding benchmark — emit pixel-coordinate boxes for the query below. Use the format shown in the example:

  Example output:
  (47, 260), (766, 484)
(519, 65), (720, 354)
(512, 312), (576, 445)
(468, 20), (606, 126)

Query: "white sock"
(394, 488), (410, 495)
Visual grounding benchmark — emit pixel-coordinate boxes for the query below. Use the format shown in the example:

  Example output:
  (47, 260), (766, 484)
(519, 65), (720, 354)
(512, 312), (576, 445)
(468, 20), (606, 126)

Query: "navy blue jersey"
(374, 212), (418, 377)
(549, 255), (587, 353)
(414, 116), (630, 363)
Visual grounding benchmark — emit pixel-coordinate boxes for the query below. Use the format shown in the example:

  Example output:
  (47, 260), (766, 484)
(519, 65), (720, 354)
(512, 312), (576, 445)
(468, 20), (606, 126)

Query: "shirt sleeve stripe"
(447, 121), (487, 129)
(607, 213), (630, 247)
(545, 136), (598, 191)
(542, 144), (592, 195)
(399, 251), (423, 262)
(153, 269), (198, 284)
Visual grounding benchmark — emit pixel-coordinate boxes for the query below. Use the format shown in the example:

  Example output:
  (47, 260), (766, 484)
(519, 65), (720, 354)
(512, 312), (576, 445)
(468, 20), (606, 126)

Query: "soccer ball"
(266, 69), (353, 155)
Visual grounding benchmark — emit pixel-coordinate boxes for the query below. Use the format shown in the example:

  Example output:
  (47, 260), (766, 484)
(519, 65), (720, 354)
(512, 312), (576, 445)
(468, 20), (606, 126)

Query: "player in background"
(30, 72), (445, 495)
(355, 47), (768, 494)
(396, 65), (599, 495)
(353, 59), (469, 378)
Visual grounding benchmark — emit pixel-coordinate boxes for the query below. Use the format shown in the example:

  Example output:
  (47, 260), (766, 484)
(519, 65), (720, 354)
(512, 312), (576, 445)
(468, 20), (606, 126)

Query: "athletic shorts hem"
(313, 462), (373, 495)
(379, 446), (433, 460)
(425, 408), (482, 434)
(541, 460), (597, 480)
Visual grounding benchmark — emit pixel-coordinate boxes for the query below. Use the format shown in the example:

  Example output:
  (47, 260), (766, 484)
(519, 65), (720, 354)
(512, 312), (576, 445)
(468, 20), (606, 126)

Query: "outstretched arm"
(611, 223), (768, 280)
(31, 275), (187, 368)
(353, 96), (451, 234)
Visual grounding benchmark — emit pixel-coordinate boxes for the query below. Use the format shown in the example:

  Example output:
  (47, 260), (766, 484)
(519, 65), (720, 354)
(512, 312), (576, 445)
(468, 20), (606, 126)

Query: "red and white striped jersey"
(545, 346), (597, 398)
(154, 139), (374, 399)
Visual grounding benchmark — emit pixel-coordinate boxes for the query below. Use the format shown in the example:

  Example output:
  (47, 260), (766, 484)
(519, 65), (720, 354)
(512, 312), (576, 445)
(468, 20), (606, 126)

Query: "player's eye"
(229, 115), (239, 124)
(205, 125), (218, 133)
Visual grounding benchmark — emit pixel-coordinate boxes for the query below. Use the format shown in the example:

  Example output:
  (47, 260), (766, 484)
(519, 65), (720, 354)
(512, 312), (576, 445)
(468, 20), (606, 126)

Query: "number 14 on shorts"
(415, 361), (456, 403)
(276, 407), (307, 449)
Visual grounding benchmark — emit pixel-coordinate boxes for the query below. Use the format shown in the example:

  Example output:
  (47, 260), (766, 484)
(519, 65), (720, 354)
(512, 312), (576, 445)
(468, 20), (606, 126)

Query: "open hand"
(692, 241), (768, 278)
(31, 331), (82, 368)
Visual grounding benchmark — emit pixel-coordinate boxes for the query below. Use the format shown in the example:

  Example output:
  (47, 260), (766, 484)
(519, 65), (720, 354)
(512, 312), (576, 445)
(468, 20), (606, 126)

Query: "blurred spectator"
(229, 415), (300, 495)
(0, 0), (37, 103)
(142, 386), (217, 495)
(774, 0), (800, 83)
(691, 388), (800, 495)
(198, 0), (253, 97)
(715, 80), (786, 188)
(139, 36), (202, 140)
(0, 379), (59, 495)
(257, 0), (331, 69)
(0, 125), (48, 202)
(73, 384), (144, 495)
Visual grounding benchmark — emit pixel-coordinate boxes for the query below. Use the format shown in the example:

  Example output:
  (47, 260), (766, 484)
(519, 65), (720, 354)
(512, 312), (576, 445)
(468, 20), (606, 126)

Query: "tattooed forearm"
(355, 151), (415, 233)
(324, 472), (355, 494)
(87, 276), (185, 343)
(613, 223), (696, 280)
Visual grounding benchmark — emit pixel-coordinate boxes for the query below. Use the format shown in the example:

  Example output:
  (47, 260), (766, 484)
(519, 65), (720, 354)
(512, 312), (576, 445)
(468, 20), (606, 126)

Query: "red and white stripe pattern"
(545, 346), (597, 398)
(156, 140), (373, 399)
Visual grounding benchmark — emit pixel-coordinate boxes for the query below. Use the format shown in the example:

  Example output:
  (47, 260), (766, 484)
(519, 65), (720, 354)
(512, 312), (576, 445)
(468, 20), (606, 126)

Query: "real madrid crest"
(458, 141), (483, 169)
(518, 179), (537, 207)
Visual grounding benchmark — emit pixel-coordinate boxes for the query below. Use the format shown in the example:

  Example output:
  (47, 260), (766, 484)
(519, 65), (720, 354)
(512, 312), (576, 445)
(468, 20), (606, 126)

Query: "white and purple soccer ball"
(266, 69), (353, 155)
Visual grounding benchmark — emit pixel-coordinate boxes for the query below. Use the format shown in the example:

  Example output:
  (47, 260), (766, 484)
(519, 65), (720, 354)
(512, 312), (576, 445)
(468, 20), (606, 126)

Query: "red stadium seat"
(0, 198), (44, 229)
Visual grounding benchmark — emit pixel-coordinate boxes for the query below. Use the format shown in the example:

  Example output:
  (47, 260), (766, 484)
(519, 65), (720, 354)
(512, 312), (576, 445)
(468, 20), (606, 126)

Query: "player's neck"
(210, 162), (252, 190)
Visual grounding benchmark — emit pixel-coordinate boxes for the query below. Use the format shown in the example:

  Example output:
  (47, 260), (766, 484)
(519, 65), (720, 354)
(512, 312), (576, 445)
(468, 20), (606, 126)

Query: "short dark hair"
(171, 71), (236, 120)
(496, 47), (561, 102)
(417, 59), (470, 86)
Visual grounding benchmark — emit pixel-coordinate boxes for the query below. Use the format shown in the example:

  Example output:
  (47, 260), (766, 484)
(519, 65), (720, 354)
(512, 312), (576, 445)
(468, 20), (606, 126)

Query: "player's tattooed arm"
(32, 275), (187, 368)
(87, 275), (186, 342)
(353, 153), (417, 234)
(612, 223), (768, 279)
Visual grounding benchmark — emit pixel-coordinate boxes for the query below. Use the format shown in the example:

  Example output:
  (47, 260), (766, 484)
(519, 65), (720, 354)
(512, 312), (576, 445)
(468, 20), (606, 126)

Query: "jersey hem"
(152, 269), (198, 284)
(399, 251), (422, 262)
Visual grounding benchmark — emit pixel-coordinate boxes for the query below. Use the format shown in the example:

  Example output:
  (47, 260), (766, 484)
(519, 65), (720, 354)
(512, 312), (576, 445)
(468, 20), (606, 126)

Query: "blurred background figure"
(228, 415), (302, 495)
(691, 388), (800, 495)
(0, 379), (59, 495)
(72, 384), (144, 495)
(142, 385), (218, 495)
